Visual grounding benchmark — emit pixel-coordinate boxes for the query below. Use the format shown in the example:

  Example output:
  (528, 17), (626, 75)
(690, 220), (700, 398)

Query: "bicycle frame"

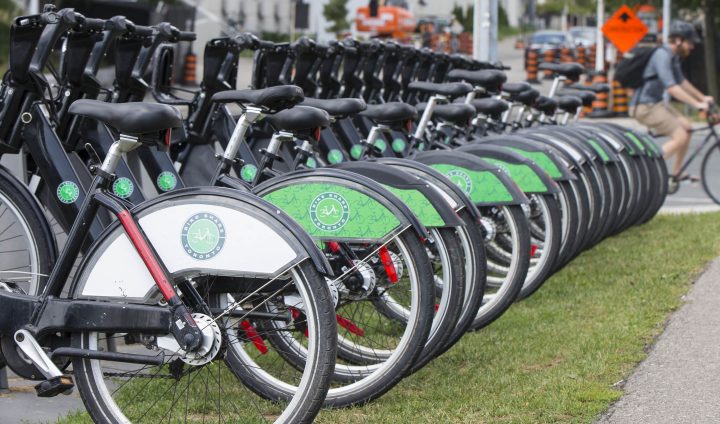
(675, 122), (720, 178)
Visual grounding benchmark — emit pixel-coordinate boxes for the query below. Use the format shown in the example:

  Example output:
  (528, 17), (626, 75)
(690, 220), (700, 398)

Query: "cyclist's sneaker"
(668, 176), (679, 194)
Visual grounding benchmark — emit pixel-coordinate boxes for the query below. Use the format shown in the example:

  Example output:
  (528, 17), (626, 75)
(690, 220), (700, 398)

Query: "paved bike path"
(597, 257), (720, 424)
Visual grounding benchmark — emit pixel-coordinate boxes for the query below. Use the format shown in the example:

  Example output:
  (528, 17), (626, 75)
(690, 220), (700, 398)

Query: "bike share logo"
(181, 213), (226, 260)
(57, 181), (80, 204)
(157, 171), (177, 192)
(447, 169), (473, 195)
(112, 177), (134, 199)
(309, 192), (350, 231)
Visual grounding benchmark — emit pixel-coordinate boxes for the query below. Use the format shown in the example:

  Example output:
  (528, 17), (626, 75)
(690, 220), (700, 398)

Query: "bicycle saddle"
(359, 102), (418, 125)
(416, 102), (476, 126)
(68, 100), (182, 135)
(467, 98), (509, 118)
(264, 105), (330, 132)
(557, 89), (596, 107)
(512, 89), (540, 106)
(534, 96), (558, 115)
(502, 82), (532, 95)
(406, 81), (473, 98)
(211, 85), (305, 112)
(568, 82), (610, 93)
(446, 69), (507, 93)
(300, 97), (367, 118)
(556, 95), (583, 114)
(537, 62), (585, 81)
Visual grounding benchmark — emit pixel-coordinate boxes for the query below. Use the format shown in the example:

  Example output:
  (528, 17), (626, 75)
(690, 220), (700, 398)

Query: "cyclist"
(629, 21), (714, 193)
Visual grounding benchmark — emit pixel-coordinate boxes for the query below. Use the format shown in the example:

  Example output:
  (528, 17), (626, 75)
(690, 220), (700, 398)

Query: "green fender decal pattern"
(262, 183), (401, 240)
(429, 164), (514, 203)
(483, 159), (548, 193)
(384, 186), (446, 227)
(625, 132), (649, 156)
(587, 139), (610, 162)
(509, 148), (562, 178)
(641, 134), (662, 155)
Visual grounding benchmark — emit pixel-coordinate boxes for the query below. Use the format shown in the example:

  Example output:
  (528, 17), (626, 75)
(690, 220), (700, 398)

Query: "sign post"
(595, 0), (605, 72)
(602, 5), (649, 54)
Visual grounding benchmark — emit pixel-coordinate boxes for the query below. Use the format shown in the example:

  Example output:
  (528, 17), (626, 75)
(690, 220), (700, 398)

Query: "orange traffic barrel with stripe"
(588, 44), (597, 70)
(612, 79), (629, 117)
(183, 51), (197, 86)
(543, 48), (556, 79)
(526, 49), (540, 84)
(560, 47), (573, 63)
(587, 71), (614, 118)
(576, 45), (586, 67)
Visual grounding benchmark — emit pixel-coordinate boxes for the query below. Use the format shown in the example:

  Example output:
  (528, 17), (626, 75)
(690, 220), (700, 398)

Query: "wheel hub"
(180, 313), (222, 366)
(480, 217), (497, 242)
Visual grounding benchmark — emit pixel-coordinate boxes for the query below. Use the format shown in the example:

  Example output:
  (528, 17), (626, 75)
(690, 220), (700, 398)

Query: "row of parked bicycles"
(0, 6), (667, 423)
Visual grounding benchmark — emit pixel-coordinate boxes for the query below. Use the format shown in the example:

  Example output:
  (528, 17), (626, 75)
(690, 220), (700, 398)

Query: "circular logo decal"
(392, 138), (406, 153)
(112, 177), (134, 199)
(374, 139), (387, 153)
(57, 181), (79, 204)
(240, 164), (258, 182)
(306, 157), (317, 168)
(350, 145), (363, 159)
(157, 171), (177, 192)
(327, 149), (344, 165)
(181, 213), (226, 260)
(309, 192), (350, 231)
(447, 169), (473, 195)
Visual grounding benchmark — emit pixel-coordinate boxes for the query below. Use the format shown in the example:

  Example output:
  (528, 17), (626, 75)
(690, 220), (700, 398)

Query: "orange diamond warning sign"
(602, 5), (649, 53)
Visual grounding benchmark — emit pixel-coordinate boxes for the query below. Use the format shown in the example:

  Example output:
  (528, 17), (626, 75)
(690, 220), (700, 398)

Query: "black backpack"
(614, 47), (658, 89)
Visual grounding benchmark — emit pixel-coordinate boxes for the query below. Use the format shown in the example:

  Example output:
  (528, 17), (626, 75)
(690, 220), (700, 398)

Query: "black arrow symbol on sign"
(620, 12), (631, 22)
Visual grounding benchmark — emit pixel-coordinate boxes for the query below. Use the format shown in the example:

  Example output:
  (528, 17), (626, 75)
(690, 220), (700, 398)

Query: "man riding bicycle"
(629, 21), (714, 193)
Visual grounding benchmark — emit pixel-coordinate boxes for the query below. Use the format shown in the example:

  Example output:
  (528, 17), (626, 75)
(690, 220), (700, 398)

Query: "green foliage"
(323, 0), (350, 33)
(0, 0), (18, 67)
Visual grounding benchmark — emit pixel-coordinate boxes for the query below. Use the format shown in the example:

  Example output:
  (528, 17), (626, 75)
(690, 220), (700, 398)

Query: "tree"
(324, 0), (350, 33)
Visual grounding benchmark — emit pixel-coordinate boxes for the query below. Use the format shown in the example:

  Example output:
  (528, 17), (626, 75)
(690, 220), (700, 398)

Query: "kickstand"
(0, 366), (9, 394)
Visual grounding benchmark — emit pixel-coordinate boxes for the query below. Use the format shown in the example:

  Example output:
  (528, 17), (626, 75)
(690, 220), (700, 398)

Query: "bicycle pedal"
(35, 375), (74, 397)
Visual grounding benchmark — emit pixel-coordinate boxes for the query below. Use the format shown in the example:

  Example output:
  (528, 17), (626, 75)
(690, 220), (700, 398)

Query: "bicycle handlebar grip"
(82, 17), (108, 31)
(256, 39), (275, 49)
(178, 31), (196, 41)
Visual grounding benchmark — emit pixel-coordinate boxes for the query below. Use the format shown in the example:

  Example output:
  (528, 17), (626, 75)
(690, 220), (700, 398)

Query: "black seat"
(537, 62), (585, 81)
(416, 103), (476, 126)
(558, 89), (596, 107)
(68, 100), (182, 135)
(211, 85), (305, 112)
(406, 81), (473, 98)
(469, 98), (509, 118)
(534, 96), (558, 115)
(300, 97), (366, 118)
(556, 95), (583, 113)
(446, 69), (507, 93)
(568, 82), (610, 93)
(264, 106), (330, 132)
(502, 82), (532, 94)
(512, 89), (540, 106)
(359, 102), (418, 125)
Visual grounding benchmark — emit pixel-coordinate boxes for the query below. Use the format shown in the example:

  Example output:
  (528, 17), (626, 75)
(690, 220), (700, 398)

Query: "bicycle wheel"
(470, 205), (530, 330)
(249, 229), (436, 407)
(0, 167), (55, 295)
(72, 260), (336, 424)
(518, 193), (562, 299)
(701, 142), (720, 205)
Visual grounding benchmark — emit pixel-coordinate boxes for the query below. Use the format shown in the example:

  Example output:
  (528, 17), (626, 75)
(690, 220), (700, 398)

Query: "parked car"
(524, 30), (573, 67)
(569, 26), (597, 47)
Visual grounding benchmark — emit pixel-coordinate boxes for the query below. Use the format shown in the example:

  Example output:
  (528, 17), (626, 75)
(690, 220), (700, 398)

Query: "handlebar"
(177, 31), (196, 41)
(79, 17), (107, 31)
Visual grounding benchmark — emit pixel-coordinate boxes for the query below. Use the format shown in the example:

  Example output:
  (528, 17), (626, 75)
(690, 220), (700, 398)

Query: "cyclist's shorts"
(630, 102), (684, 137)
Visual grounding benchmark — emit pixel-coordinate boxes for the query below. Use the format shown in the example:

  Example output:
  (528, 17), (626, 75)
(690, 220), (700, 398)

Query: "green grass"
(55, 213), (720, 423)
(315, 212), (720, 423)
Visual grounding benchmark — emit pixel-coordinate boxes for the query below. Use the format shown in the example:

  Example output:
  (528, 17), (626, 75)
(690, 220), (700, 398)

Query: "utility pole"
(595, 0), (604, 72)
(662, 0), (671, 45)
(489, 0), (498, 62)
(474, 0), (491, 60)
